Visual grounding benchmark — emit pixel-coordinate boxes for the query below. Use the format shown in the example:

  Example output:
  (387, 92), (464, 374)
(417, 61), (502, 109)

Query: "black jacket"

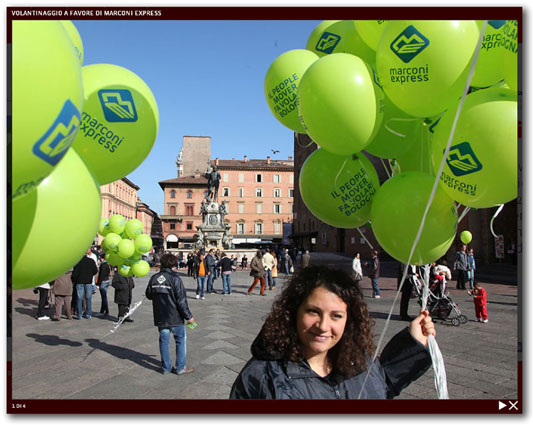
(72, 256), (98, 285)
(112, 274), (134, 305)
(218, 257), (233, 272)
(97, 261), (112, 284)
(230, 327), (431, 399)
(145, 268), (192, 328)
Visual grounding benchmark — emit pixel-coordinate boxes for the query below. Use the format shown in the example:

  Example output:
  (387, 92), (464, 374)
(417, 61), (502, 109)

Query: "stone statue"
(206, 165), (221, 202)
(195, 228), (205, 250)
(219, 200), (228, 221)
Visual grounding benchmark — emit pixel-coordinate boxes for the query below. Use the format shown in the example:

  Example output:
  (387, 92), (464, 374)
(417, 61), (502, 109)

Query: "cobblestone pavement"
(9, 255), (519, 404)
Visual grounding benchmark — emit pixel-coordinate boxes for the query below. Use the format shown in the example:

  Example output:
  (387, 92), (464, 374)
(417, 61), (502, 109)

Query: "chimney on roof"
(215, 158), (219, 166)
(267, 156), (271, 164)
(244, 155), (248, 162)
(288, 156), (293, 161)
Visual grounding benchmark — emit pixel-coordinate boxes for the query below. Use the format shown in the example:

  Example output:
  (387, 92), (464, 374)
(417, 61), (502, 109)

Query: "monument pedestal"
(195, 200), (233, 250)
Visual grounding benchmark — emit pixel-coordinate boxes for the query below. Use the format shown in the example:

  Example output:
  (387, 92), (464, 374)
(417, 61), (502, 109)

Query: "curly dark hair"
(261, 265), (375, 377)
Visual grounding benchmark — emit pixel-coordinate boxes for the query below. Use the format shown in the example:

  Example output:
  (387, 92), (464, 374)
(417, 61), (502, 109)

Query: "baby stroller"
(411, 272), (468, 326)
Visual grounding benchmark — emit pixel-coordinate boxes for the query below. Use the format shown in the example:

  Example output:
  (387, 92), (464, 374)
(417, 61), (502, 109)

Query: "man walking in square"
(146, 253), (195, 375)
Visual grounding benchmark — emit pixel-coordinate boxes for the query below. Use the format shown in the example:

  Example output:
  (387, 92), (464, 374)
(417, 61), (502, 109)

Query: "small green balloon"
(103, 232), (122, 252)
(354, 20), (390, 51)
(431, 87), (517, 208)
(500, 20), (518, 91)
(118, 239), (135, 259)
(306, 20), (376, 66)
(460, 230), (473, 244)
(71, 64), (159, 185)
(125, 218), (144, 239)
(106, 251), (124, 267)
(12, 149), (101, 290)
(298, 53), (384, 156)
(471, 20), (506, 88)
(132, 260), (150, 277)
(130, 252), (142, 262)
(98, 218), (111, 237)
(59, 20), (84, 65)
(264, 49), (319, 134)
(299, 149), (380, 228)
(134, 234), (153, 254)
(12, 21), (83, 201)
(370, 172), (458, 265)
(118, 263), (132, 277)
(109, 214), (126, 234)
(376, 20), (479, 117)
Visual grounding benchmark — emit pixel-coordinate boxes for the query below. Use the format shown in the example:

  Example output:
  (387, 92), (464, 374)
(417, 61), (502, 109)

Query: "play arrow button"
(498, 401), (507, 410)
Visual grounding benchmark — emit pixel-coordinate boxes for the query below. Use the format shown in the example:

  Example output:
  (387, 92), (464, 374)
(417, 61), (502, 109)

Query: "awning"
(166, 234), (178, 242)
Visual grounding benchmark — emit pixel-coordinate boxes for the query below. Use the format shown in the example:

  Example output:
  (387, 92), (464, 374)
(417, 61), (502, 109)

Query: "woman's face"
(296, 286), (348, 359)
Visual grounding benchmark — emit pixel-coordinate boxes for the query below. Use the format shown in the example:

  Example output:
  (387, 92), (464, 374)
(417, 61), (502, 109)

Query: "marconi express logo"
(316, 32), (341, 54)
(98, 89), (138, 122)
(446, 142), (483, 177)
(391, 25), (430, 63)
(32, 99), (81, 166)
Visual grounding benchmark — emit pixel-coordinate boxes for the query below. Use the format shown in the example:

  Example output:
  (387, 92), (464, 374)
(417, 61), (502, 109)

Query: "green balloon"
(298, 53), (384, 156)
(370, 172), (457, 265)
(109, 214), (126, 234)
(71, 64), (159, 185)
(460, 230), (473, 244)
(98, 218), (111, 236)
(354, 20), (390, 51)
(264, 49), (319, 133)
(299, 149), (380, 228)
(12, 21), (83, 201)
(106, 251), (124, 267)
(125, 218), (144, 239)
(118, 239), (135, 259)
(431, 87), (517, 208)
(132, 260), (150, 277)
(130, 253), (142, 262)
(376, 20), (479, 117)
(134, 234), (153, 254)
(118, 263), (132, 277)
(59, 20), (84, 65)
(306, 20), (376, 66)
(500, 20), (518, 91)
(471, 21), (506, 88)
(394, 120), (434, 174)
(364, 94), (421, 158)
(12, 150), (101, 290)
(103, 232), (122, 252)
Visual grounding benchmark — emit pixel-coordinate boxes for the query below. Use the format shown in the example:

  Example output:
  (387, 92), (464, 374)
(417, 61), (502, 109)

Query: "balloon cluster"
(99, 216), (152, 278)
(11, 21), (159, 289)
(264, 20), (518, 265)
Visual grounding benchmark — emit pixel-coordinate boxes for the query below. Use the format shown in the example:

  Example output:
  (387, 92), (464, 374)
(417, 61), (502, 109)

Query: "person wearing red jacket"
(468, 282), (488, 323)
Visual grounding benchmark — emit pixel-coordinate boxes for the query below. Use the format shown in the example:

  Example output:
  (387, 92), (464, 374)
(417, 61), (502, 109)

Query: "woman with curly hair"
(230, 266), (435, 399)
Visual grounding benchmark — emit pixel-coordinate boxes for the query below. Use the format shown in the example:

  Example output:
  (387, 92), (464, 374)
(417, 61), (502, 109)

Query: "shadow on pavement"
(85, 338), (161, 372)
(26, 333), (83, 347)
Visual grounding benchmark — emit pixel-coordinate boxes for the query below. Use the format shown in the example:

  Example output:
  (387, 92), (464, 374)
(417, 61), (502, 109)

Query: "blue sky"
(73, 19), (322, 215)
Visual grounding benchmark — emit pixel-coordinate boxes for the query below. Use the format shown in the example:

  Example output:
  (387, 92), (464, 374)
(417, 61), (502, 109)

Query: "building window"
(170, 190), (176, 199)
(289, 188), (294, 197)
(256, 188), (263, 197)
(187, 190), (193, 199)
(322, 232), (327, 245)
(255, 223), (263, 234)
(289, 203), (293, 213)
(255, 174), (263, 183)
(289, 174), (294, 184)
(273, 174), (281, 183)
(237, 223), (245, 234)
(169, 205), (176, 215)
(223, 173), (229, 182)
(170, 223), (176, 230)
(274, 204), (281, 214)
(186, 222), (193, 230)
(274, 188), (281, 198)
(223, 187), (230, 197)
(256, 203), (262, 214)
(238, 203), (245, 214)
(274, 221), (281, 234)
(185, 204), (194, 216)
(239, 173), (244, 183)
(239, 187), (244, 197)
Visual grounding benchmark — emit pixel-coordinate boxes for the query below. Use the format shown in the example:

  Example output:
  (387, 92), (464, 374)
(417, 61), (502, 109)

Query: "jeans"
(158, 325), (187, 373)
(37, 288), (49, 317)
(467, 270), (475, 289)
(264, 269), (273, 289)
(76, 283), (93, 318)
(221, 273), (232, 294)
(207, 271), (215, 293)
(371, 278), (381, 297)
(196, 275), (206, 297)
(99, 280), (110, 314)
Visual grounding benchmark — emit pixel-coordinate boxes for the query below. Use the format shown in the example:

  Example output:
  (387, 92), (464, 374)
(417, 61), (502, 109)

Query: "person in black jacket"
(96, 254), (112, 316)
(71, 249), (99, 320)
(146, 253), (195, 375)
(230, 266), (435, 399)
(111, 272), (135, 323)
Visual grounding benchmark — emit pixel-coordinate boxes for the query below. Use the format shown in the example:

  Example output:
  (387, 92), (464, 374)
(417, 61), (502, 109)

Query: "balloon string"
(490, 204), (505, 238)
(458, 206), (471, 224)
(384, 117), (420, 138)
(358, 20), (488, 400)
(295, 134), (315, 148)
(380, 158), (392, 179)
(356, 227), (374, 250)
(333, 155), (351, 198)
